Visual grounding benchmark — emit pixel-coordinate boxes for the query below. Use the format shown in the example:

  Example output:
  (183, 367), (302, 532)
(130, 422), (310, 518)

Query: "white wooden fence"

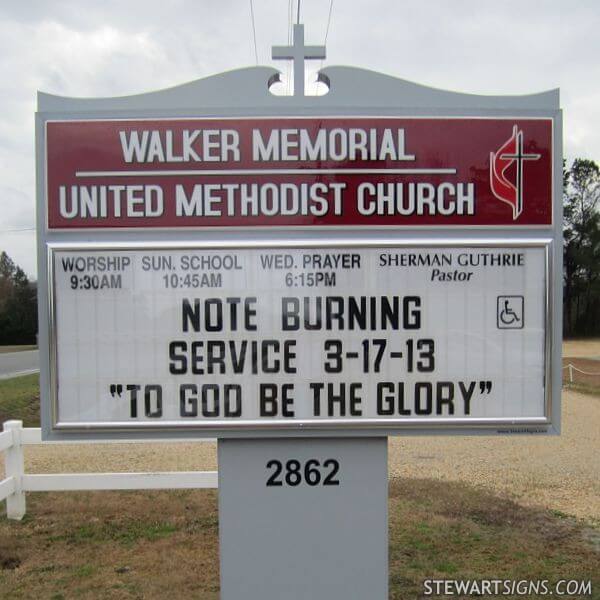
(0, 420), (218, 521)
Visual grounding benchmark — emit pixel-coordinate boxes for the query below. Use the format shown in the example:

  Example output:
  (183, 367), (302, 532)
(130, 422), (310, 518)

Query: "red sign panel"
(45, 117), (553, 228)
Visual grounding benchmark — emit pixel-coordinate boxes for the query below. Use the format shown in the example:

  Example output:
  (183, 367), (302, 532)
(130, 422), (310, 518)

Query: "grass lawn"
(0, 346), (37, 354)
(562, 358), (600, 397)
(0, 482), (597, 598)
(0, 374), (40, 427)
(565, 381), (600, 398)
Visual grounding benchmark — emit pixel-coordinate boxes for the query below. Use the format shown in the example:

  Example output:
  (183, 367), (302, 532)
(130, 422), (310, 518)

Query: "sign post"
(36, 24), (561, 598)
(219, 438), (388, 598)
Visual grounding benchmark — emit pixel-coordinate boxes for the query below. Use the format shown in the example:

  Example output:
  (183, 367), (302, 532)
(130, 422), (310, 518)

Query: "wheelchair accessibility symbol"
(497, 296), (524, 329)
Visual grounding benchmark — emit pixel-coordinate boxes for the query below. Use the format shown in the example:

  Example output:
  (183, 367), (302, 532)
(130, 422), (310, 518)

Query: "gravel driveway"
(3, 387), (597, 521)
(389, 390), (599, 520)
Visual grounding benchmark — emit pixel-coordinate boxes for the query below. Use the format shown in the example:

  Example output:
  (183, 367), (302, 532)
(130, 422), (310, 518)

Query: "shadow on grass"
(0, 481), (597, 599)
(389, 478), (600, 598)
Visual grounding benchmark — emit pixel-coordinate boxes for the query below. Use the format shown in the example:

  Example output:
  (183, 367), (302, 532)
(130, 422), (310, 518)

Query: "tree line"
(0, 252), (37, 345)
(563, 158), (600, 337)
(0, 159), (598, 345)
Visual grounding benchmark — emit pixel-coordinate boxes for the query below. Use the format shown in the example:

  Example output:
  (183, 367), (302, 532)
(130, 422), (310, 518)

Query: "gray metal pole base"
(218, 437), (388, 599)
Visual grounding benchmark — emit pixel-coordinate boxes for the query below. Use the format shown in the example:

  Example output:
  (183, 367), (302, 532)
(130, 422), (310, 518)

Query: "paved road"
(0, 350), (39, 379)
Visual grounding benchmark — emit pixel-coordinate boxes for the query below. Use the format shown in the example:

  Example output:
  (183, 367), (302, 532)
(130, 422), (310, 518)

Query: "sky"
(1, 0), (599, 279)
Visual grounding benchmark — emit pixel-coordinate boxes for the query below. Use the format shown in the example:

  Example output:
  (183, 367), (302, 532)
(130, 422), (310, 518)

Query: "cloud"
(0, 187), (34, 228)
(1, 0), (600, 278)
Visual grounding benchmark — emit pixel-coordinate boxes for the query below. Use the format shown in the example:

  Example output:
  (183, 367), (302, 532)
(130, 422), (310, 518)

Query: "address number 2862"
(266, 458), (340, 487)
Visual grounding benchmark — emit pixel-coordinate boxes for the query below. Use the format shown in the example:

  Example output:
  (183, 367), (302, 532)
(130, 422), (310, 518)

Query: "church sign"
(36, 25), (561, 440)
(36, 22), (562, 599)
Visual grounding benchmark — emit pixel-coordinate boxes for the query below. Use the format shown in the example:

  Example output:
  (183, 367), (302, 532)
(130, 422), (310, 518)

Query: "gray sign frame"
(36, 65), (562, 441)
(45, 238), (553, 435)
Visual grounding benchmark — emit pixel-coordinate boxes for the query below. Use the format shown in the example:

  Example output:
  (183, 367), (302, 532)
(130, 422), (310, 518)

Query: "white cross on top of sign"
(272, 24), (326, 96)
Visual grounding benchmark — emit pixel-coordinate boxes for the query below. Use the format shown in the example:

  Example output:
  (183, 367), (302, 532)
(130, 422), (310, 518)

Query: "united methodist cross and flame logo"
(489, 126), (541, 220)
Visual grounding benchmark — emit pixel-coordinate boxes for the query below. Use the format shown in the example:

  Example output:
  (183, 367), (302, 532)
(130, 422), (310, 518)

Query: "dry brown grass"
(0, 490), (219, 599)
(388, 479), (600, 599)
(0, 482), (598, 599)
(563, 357), (600, 395)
